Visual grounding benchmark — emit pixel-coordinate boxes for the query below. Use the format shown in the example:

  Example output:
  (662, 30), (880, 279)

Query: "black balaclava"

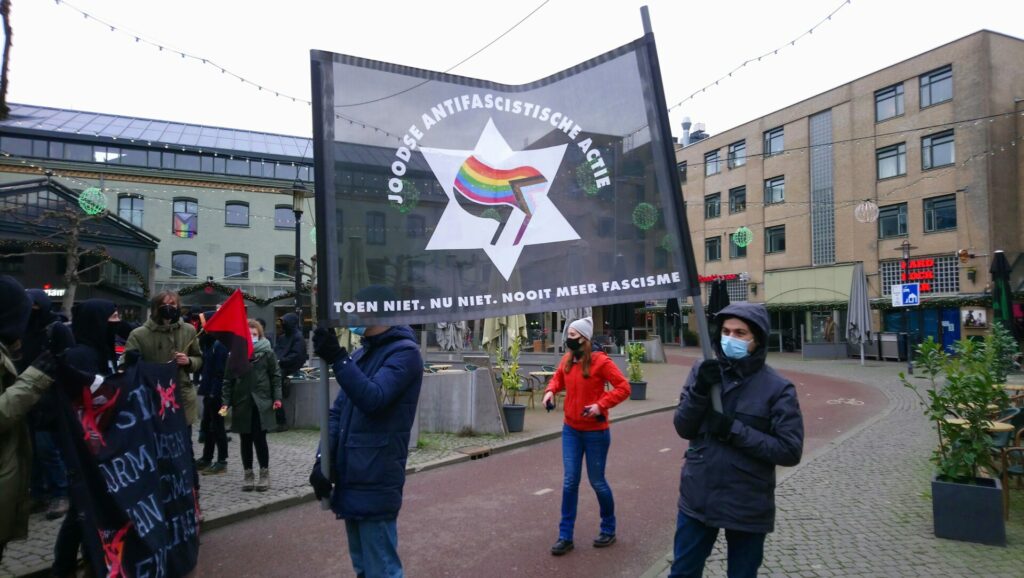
(0, 275), (31, 349)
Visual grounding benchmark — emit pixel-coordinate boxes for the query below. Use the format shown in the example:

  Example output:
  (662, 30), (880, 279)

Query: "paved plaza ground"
(2, 348), (1022, 577)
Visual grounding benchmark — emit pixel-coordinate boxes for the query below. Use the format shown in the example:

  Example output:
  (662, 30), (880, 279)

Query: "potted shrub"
(901, 328), (1013, 546)
(626, 341), (647, 401)
(495, 336), (526, 433)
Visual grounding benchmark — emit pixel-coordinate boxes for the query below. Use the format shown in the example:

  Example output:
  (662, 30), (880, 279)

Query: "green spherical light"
(632, 202), (659, 231)
(78, 187), (108, 215)
(732, 226), (753, 248)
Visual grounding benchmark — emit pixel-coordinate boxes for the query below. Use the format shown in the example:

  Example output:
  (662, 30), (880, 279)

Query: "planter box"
(629, 380), (647, 401)
(502, 404), (526, 433)
(931, 475), (1005, 546)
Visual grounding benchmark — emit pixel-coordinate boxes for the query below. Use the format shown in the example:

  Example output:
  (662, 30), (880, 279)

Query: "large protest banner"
(56, 361), (199, 578)
(310, 28), (700, 326)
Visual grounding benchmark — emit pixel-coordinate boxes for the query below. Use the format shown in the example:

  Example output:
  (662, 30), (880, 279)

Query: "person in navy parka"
(671, 302), (803, 578)
(309, 294), (423, 578)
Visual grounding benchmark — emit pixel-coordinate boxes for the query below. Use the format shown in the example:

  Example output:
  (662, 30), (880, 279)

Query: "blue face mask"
(721, 335), (751, 360)
(348, 326), (366, 336)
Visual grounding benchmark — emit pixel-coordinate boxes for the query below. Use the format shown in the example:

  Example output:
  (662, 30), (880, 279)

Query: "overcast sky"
(9, 0), (1024, 139)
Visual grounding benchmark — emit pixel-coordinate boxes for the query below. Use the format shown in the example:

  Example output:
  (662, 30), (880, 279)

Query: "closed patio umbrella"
(846, 262), (873, 366)
(990, 250), (1017, 337)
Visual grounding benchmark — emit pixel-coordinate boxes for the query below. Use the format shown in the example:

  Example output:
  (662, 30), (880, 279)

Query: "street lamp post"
(291, 181), (308, 332)
(899, 239), (915, 375)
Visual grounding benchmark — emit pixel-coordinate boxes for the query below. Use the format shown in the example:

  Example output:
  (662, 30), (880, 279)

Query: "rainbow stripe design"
(173, 212), (197, 238)
(453, 156), (542, 209)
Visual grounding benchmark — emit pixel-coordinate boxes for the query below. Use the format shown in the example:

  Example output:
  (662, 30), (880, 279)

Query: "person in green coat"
(122, 291), (203, 425)
(221, 318), (282, 492)
(0, 276), (58, 563)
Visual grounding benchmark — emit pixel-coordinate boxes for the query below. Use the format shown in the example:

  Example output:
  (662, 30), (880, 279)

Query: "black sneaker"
(593, 533), (616, 548)
(194, 458), (212, 471)
(202, 462), (228, 475)
(550, 539), (574, 556)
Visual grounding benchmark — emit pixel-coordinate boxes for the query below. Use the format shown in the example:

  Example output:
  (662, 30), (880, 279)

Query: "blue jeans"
(670, 512), (765, 578)
(345, 519), (402, 578)
(559, 424), (615, 541)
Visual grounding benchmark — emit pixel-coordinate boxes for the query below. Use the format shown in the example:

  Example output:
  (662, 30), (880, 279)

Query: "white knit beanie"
(568, 317), (593, 341)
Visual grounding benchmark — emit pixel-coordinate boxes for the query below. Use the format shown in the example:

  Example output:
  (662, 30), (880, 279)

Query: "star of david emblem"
(421, 119), (579, 280)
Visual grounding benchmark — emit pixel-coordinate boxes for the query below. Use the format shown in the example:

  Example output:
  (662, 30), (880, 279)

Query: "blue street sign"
(891, 283), (920, 307)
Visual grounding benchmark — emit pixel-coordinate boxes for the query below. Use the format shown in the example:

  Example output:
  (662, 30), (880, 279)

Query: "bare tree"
(1, 204), (115, 312)
(0, 0), (12, 120)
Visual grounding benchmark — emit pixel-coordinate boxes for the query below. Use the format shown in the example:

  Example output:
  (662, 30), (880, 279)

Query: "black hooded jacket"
(16, 290), (74, 373)
(273, 313), (307, 375)
(0, 275), (31, 349)
(66, 299), (118, 376)
(19, 290), (75, 430)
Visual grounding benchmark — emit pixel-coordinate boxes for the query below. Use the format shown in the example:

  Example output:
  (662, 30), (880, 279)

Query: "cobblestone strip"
(652, 359), (1024, 577)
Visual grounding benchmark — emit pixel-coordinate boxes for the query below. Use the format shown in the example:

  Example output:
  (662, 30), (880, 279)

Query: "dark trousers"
(30, 427), (68, 499)
(670, 512), (766, 578)
(201, 395), (228, 463)
(274, 377), (291, 426)
(240, 410), (269, 470)
(52, 506), (82, 575)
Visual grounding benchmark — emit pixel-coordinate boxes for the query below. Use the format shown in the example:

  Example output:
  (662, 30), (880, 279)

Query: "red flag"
(201, 289), (252, 375)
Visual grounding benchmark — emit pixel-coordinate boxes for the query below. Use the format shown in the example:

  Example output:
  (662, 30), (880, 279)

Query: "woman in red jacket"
(542, 317), (631, 556)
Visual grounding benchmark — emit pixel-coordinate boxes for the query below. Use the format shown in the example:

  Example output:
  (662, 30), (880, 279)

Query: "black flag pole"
(639, 6), (718, 405)
(310, 54), (336, 506)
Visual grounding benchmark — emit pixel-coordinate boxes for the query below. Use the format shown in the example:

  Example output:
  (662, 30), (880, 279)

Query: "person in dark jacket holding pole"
(308, 286), (423, 578)
(196, 311), (230, 475)
(671, 302), (803, 578)
(272, 312), (307, 432)
(17, 290), (74, 521)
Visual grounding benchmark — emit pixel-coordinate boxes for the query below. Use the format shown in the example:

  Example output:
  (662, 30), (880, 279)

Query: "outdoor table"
(1002, 384), (1024, 392)
(984, 421), (1014, 433)
(429, 364), (453, 371)
(435, 369), (464, 374)
(943, 417), (969, 426)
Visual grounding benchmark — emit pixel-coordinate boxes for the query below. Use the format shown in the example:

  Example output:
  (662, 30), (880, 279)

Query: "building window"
(117, 194), (144, 228)
(274, 255), (295, 280)
(275, 205), (296, 229)
(367, 211), (386, 245)
(170, 251), (197, 278)
(704, 193), (721, 219)
(704, 150), (720, 176)
(764, 127), (784, 157)
(727, 140), (746, 168)
(922, 130), (954, 170)
(728, 186), (746, 213)
(224, 253), (248, 279)
(677, 161), (687, 183)
(877, 203), (908, 238)
(876, 143), (907, 179)
(705, 237), (721, 262)
(172, 198), (198, 238)
(407, 261), (426, 284)
(225, 201), (249, 227)
(765, 226), (786, 253)
(881, 255), (959, 295)
(874, 83), (904, 122)
(920, 65), (952, 108)
(924, 194), (957, 232)
(729, 235), (747, 259)
(406, 214), (426, 238)
(764, 176), (785, 204)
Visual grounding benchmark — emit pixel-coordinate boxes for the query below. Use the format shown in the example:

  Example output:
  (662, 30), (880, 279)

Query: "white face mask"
(250, 332), (260, 343)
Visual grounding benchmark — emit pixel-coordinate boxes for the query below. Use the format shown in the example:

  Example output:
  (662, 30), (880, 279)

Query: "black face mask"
(566, 337), (582, 352)
(158, 305), (180, 324)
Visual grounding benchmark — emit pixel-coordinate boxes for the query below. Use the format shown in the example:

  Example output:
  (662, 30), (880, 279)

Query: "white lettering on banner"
(390, 92), (611, 210)
(334, 301), (379, 314)
(339, 272), (685, 314)
(99, 445), (158, 493)
(382, 300), (422, 312)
